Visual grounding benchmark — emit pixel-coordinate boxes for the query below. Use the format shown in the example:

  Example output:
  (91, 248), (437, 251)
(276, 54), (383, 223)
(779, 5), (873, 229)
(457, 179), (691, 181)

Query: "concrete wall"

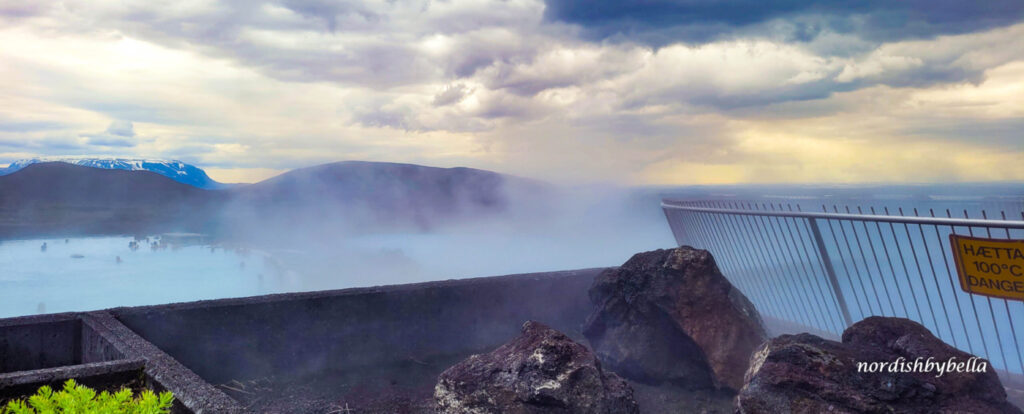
(0, 315), (82, 373)
(0, 314), (129, 375)
(113, 269), (602, 384)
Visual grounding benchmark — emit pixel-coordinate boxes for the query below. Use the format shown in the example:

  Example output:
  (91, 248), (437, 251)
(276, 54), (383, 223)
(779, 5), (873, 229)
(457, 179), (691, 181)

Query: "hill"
(227, 161), (544, 233)
(0, 157), (226, 189)
(0, 162), (221, 238)
(0, 160), (546, 238)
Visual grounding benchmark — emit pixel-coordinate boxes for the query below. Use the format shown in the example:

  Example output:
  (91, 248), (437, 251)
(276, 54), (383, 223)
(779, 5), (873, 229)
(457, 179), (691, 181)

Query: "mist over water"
(0, 236), (274, 318)
(3, 181), (1022, 323)
(219, 185), (677, 290)
(0, 185), (678, 317)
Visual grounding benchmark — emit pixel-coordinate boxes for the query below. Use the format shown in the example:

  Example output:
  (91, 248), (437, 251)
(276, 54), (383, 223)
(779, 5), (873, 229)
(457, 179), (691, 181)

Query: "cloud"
(19, 0), (545, 89)
(543, 0), (1024, 47)
(104, 120), (135, 137)
(82, 120), (137, 147)
(0, 120), (66, 132)
(432, 83), (472, 107)
(1, 0), (1023, 184)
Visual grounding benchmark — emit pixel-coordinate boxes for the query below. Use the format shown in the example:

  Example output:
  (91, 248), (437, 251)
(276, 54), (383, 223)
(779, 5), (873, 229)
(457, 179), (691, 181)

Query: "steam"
(210, 177), (677, 292)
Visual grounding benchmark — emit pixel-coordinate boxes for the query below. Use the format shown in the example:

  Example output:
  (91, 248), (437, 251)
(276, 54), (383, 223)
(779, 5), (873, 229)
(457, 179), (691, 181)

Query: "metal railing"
(662, 198), (1024, 375)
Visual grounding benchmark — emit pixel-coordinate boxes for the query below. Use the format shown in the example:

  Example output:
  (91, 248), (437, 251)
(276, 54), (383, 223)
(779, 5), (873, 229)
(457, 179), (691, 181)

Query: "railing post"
(807, 217), (854, 327)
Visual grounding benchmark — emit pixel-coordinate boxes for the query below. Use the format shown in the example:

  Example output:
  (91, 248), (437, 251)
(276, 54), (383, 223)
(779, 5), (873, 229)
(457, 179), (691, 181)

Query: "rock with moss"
(434, 321), (639, 414)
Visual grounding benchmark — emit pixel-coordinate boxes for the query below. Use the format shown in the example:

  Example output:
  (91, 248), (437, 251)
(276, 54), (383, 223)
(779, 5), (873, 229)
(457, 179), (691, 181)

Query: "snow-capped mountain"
(0, 157), (226, 189)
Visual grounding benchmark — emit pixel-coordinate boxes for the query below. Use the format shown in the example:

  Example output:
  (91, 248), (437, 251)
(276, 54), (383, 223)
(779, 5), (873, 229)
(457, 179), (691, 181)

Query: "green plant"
(2, 379), (173, 414)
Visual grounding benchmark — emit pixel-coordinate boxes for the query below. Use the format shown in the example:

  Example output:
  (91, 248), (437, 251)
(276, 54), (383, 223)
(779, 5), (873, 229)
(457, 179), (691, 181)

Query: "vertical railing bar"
(738, 202), (808, 326)
(720, 202), (798, 324)
(856, 206), (898, 317)
(693, 202), (780, 320)
(884, 206), (926, 324)
(691, 210), (727, 258)
(664, 208), (678, 244)
(663, 208), (686, 246)
(999, 210), (1024, 375)
(977, 210), (1011, 372)
(823, 204), (864, 317)
(698, 201), (769, 313)
(928, 208), (975, 355)
(869, 206), (912, 318)
(741, 201), (809, 324)
(897, 207), (945, 338)
(806, 209), (854, 327)
(680, 206), (708, 249)
(687, 206), (715, 251)
(766, 203), (830, 331)
(785, 204), (843, 333)
(750, 202), (816, 328)
(708, 205), (773, 312)
(770, 202), (831, 329)
(737, 201), (806, 325)
(665, 197), (1024, 372)
(950, 209), (994, 363)
(707, 202), (788, 321)
(757, 201), (819, 327)
(795, 205), (846, 332)
(835, 205), (882, 316)
(913, 207), (957, 348)
(846, 205), (892, 316)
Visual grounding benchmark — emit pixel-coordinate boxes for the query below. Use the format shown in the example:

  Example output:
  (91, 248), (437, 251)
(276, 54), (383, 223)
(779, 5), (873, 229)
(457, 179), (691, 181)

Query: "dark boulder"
(583, 247), (767, 390)
(737, 316), (1022, 413)
(434, 321), (639, 414)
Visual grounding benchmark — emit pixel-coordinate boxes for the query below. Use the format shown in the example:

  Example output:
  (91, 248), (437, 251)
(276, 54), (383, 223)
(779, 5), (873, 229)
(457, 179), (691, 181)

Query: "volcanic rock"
(583, 247), (767, 390)
(434, 321), (639, 414)
(737, 316), (1022, 413)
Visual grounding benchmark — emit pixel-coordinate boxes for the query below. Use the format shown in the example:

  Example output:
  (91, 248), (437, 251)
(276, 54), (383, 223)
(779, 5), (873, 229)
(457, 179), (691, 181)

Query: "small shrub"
(3, 379), (173, 414)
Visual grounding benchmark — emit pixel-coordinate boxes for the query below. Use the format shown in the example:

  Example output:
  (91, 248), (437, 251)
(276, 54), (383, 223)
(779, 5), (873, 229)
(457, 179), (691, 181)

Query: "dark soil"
(215, 351), (736, 414)
(216, 353), (465, 414)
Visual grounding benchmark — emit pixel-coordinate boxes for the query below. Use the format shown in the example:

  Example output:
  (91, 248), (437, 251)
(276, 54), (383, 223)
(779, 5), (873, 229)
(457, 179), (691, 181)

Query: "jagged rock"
(583, 247), (767, 390)
(737, 316), (1022, 414)
(434, 321), (639, 414)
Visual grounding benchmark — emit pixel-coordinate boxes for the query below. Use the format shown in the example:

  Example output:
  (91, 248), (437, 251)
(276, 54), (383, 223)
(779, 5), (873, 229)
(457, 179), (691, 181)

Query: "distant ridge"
(0, 162), (222, 237)
(0, 157), (225, 189)
(0, 160), (545, 238)
(230, 160), (546, 231)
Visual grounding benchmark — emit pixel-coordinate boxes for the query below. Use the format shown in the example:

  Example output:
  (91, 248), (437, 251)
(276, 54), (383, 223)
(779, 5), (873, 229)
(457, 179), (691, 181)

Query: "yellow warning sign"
(950, 234), (1024, 301)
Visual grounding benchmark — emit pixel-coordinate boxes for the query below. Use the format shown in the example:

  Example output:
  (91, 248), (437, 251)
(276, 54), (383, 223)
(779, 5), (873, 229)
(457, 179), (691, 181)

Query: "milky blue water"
(0, 236), (277, 319)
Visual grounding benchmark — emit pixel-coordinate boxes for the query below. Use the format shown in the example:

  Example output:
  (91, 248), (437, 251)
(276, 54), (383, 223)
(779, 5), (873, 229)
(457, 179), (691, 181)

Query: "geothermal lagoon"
(0, 223), (672, 319)
(0, 236), (278, 318)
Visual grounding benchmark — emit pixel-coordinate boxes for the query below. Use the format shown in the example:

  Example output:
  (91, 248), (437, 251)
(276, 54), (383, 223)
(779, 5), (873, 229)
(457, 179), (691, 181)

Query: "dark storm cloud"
(544, 0), (1024, 47)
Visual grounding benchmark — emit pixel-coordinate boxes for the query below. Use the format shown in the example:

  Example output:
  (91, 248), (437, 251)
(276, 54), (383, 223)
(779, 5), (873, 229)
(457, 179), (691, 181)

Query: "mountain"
(0, 162), (222, 237)
(0, 157), (226, 189)
(229, 161), (546, 232)
(0, 160), (547, 238)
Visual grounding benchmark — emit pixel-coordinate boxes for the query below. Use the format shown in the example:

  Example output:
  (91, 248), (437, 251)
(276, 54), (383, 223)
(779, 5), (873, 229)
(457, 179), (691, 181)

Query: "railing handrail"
(661, 200), (1024, 229)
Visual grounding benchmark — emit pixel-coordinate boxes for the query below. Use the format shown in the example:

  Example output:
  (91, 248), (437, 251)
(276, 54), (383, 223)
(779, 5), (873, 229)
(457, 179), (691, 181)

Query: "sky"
(0, 1), (1023, 185)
